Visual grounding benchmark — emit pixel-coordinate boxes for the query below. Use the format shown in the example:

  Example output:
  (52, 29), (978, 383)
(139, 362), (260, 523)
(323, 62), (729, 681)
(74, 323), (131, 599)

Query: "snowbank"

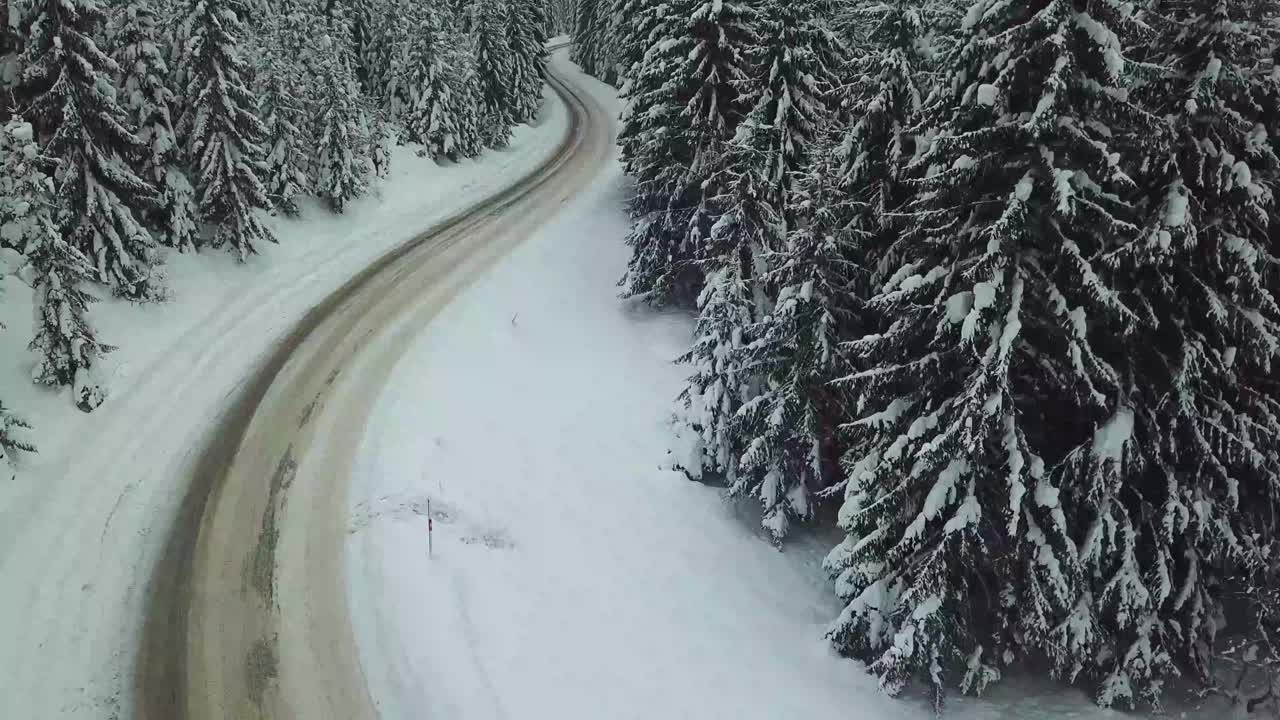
(0, 90), (569, 719)
(345, 64), (1222, 720)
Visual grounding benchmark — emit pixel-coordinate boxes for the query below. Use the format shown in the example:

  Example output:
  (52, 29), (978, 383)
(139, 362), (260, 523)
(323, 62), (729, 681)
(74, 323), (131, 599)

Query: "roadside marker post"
(428, 498), (433, 557)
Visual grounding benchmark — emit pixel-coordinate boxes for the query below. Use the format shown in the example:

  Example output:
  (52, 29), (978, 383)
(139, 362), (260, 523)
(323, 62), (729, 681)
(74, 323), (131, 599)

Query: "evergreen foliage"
(314, 34), (370, 212)
(589, 0), (1280, 708)
(256, 9), (314, 216)
(178, 0), (276, 258)
(474, 0), (515, 148)
(400, 5), (469, 160)
(1108, 0), (1280, 707)
(699, 0), (841, 539)
(506, 0), (546, 122)
(112, 2), (199, 251)
(617, 0), (758, 307)
(571, 0), (602, 76)
(822, 0), (1177, 707)
(0, 119), (109, 411)
(18, 0), (166, 301)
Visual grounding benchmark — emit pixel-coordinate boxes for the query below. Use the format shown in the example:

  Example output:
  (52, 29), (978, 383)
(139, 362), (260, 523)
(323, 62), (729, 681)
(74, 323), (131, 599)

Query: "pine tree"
(738, 143), (864, 539)
(0, 124), (39, 448)
(618, 0), (757, 306)
(0, 120), (109, 411)
(112, 2), (199, 252)
(506, 0), (546, 122)
(314, 34), (370, 212)
(18, 0), (166, 301)
(701, 0), (840, 538)
(606, 0), (663, 93)
(1093, 0), (1280, 706)
(402, 6), (470, 160)
(356, 0), (399, 108)
(677, 209), (761, 490)
(179, 0), (276, 258)
(474, 0), (515, 148)
(450, 26), (484, 159)
(256, 9), (314, 216)
(832, 1), (934, 227)
(824, 0), (1161, 705)
(524, 0), (550, 74)
(571, 0), (601, 75)
(677, 141), (777, 487)
(588, 0), (615, 84)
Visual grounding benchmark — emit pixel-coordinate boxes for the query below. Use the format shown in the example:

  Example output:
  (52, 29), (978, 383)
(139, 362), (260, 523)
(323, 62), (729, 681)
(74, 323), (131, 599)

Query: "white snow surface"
(0, 91), (569, 719)
(341, 64), (1199, 720)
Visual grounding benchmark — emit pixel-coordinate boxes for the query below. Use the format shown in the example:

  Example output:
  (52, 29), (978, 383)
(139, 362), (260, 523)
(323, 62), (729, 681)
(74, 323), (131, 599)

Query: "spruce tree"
(712, 0), (838, 538)
(571, 0), (601, 76)
(0, 124), (40, 441)
(357, 0), (400, 110)
(675, 160), (761, 485)
(314, 34), (370, 212)
(1099, 0), (1280, 706)
(18, 0), (166, 301)
(179, 0), (276, 258)
(0, 120), (109, 411)
(506, 0), (546, 122)
(754, 1), (935, 538)
(618, 0), (757, 306)
(607, 0), (663, 93)
(474, 0), (515, 148)
(1, 1), (18, 90)
(113, 2), (199, 252)
(256, 9), (314, 216)
(401, 6), (469, 160)
(588, 0), (616, 84)
(738, 143), (864, 539)
(524, 0), (550, 75)
(831, 1), (934, 224)
(677, 141), (778, 492)
(449, 27), (484, 160)
(824, 0), (1159, 705)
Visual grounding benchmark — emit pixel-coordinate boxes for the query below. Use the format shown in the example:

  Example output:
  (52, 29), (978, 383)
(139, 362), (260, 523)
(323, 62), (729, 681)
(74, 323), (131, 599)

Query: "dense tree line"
(0, 0), (547, 439)
(575, 0), (1280, 712)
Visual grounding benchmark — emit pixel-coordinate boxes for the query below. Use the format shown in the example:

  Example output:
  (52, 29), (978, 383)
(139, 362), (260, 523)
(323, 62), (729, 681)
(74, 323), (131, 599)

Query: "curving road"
(135, 50), (613, 719)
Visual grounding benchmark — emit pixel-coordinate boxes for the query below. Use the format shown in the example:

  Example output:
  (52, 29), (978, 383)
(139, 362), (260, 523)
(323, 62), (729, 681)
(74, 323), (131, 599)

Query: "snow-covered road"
(0, 49), (577, 720)
(134, 51), (609, 719)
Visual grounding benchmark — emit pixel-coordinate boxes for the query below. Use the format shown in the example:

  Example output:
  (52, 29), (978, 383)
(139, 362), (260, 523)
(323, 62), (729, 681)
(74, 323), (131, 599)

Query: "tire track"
(135, 54), (607, 720)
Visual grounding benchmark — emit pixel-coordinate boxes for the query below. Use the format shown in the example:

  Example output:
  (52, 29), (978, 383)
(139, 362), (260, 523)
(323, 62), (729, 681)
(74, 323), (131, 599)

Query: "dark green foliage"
(19, 0), (166, 300)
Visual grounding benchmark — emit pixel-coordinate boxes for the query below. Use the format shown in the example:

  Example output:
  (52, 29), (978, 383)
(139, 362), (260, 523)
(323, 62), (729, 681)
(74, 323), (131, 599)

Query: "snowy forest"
(574, 0), (1280, 713)
(0, 0), (550, 434)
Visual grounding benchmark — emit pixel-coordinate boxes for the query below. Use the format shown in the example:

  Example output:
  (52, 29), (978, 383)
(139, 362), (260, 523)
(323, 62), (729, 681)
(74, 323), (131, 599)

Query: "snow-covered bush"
(0, 120), (109, 412)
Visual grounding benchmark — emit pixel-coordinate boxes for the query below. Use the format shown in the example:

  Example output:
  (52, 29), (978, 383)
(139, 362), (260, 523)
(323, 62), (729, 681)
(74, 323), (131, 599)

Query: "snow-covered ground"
(0, 91), (568, 719)
(345, 63), (1227, 720)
